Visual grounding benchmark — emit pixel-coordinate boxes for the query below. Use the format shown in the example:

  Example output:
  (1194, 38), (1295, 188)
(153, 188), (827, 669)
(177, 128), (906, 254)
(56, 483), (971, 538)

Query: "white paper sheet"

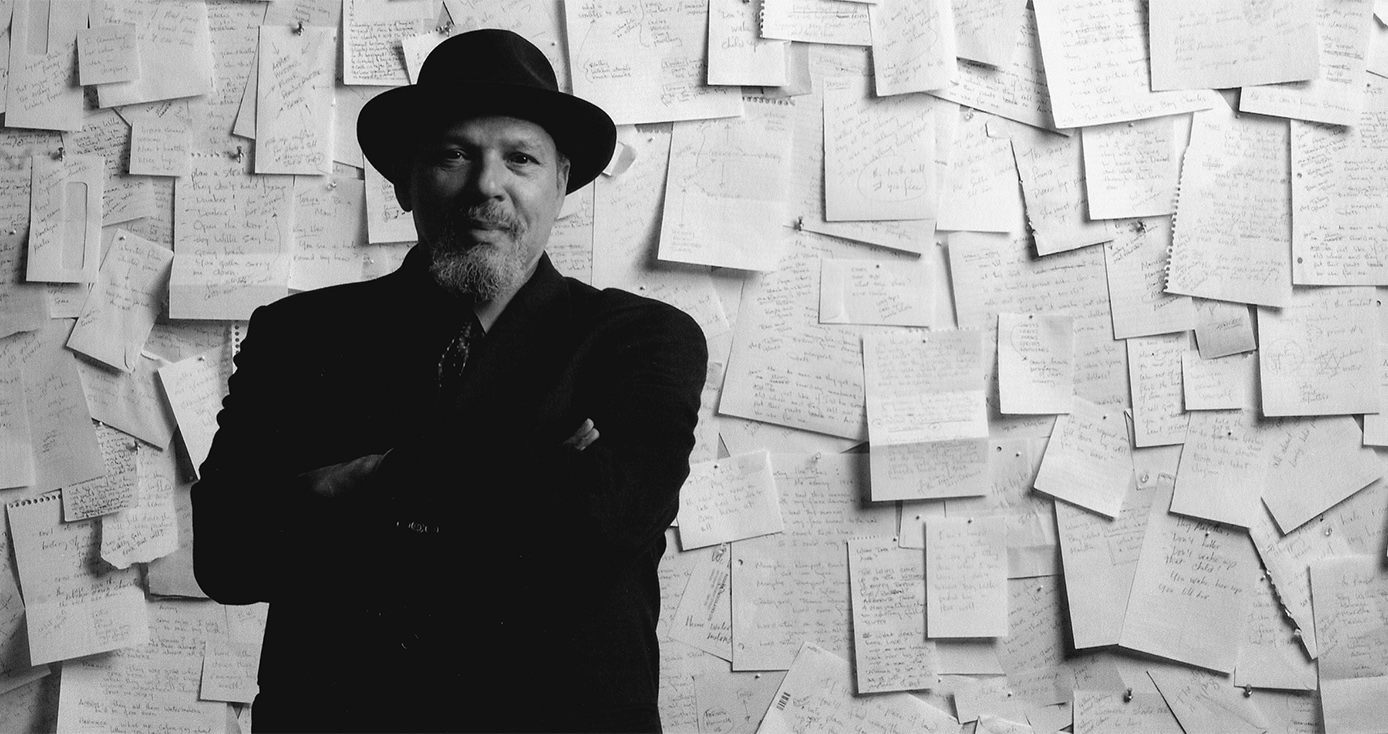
(1258, 286), (1380, 416)
(678, 451), (783, 550)
(1082, 118), (1183, 220)
(1007, 125), (1113, 256)
(847, 537), (937, 693)
(1056, 481), (1156, 649)
(1149, 0), (1319, 90)
(867, 0), (956, 96)
(1032, 397), (1132, 518)
(925, 516), (1008, 638)
(823, 77), (937, 222)
(1240, 0), (1373, 127)
(1126, 333), (1189, 447)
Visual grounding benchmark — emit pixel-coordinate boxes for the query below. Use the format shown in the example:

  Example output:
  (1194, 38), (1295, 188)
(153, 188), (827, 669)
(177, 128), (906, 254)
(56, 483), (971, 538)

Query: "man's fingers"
(564, 419), (599, 450)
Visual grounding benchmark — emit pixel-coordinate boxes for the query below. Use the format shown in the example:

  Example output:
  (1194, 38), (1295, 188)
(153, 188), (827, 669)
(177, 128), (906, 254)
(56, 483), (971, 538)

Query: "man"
(192, 30), (707, 733)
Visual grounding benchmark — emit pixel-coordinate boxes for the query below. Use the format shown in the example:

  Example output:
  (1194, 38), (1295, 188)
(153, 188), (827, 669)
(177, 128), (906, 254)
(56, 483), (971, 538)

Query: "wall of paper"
(1, 0), (1387, 732)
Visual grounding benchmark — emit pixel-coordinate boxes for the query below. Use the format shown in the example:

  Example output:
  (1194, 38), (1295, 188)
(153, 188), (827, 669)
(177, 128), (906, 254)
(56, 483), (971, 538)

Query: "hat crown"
(417, 29), (559, 93)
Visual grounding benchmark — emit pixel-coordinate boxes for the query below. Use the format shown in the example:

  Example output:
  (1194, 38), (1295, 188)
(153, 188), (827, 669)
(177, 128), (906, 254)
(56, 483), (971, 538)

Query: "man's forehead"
(432, 115), (559, 151)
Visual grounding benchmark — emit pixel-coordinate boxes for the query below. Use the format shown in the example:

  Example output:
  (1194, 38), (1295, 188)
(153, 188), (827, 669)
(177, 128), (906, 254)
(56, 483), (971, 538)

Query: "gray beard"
(426, 203), (529, 302)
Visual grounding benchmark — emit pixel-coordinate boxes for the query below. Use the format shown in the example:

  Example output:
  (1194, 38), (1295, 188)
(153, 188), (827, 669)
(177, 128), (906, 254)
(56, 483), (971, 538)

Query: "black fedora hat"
(357, 29), (616, 194)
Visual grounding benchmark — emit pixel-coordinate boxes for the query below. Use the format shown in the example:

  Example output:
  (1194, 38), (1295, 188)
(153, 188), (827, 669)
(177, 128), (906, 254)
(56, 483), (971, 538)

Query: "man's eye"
(509, 153), (536, 165)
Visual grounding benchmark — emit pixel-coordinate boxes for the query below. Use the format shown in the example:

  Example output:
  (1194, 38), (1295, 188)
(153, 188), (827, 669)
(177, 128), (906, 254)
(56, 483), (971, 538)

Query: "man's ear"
(393, 161), (414, 213)
(555, 155), (571, 198)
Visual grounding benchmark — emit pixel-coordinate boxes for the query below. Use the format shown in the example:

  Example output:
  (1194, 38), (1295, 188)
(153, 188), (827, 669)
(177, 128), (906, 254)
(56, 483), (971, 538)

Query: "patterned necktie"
(436, 313), (482, 399)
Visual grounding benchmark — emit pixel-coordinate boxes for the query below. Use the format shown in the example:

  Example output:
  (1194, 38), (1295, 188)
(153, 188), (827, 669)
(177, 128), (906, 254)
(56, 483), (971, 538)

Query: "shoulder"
(565, 279), (706, 348)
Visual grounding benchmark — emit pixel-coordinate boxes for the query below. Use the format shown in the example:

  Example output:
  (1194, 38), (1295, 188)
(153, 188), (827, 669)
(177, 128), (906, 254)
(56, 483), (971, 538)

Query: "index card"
(565, 0), (743, 125)
(6, 0), (86, 131)
(863, 330), (987, 445)
(669, 544), (733, 661)
(757, 643), (958, 734)
(953, 0), (1027, 67)
(678, 451), (783, 550)
(759, 0), (872, 45)
(1032, 397), (1132, 518)
(1290, 81), (1388, 285)
(1193, 298), (1256, 359)
(1082, 118), (1182, 221)
(1034, 0), (1217, 129)
(291, 177), (367, 292)
(1007, 125), (1113, 256)
(158, 351), (227, 479)
(363, 158), (417, 244)
(1126, 333), (1189, 448)
(1119, 482), (1255, 673)
(930, 7), (1059, 131)
(255, 25), (336, 175)
(1171, 410), (1266, 528)
(731, 454), (895, 670)
(0, 369), (34, 490)
(171, 154), (293, 320)
(1182, 351), (1254, 411)
(66, 230), (173, 373)
(1235, 570), (1318, 691)
(659, 100), (794, 272)
(100, 440), (180, 570)
(1057, 481), (1156, 649)
(823, 77), (936, 222)
(27, 153), (103, 284)
(869, 439), (990, 502)
(1103, 218), (1195, 339)
(78, 352), (178, 449)
(62, 424), (137, 522)
(1312, 556), (1388, 733)
(1262, 416), (1382, 533)
(847, 537), (937, 693)
(937, 110), (1022, 234)
(946, 437), (1058, 578)
(56, 600), (226, 733)
(92, 0), (213, 108)
(998, 313), (1074, 414)
(77, 23), (138, 86)
(707, 0), (788, 87)
(1258, 287), (1380, 416)
(7, 492), (149, 665)
(26, 323), (105, 493)
(818, 258), (933, 327)
(1240, 0), (1373, 127)
(1147, 668), (1269, 734)
(128, 117), (193, 178)
(201, 639), (261, 703)
(867, 0), (956, 96)
(341, 0), (435, 86)
(925, 516), (1008, 638)
(1149, 0), (1319, 90)
(1073, 690), (1183, 734)
(1166, 99), (1293, 307)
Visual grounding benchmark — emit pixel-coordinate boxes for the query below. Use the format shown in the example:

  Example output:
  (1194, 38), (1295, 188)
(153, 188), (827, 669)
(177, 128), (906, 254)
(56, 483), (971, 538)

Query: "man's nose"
(467, 154), (506, 199)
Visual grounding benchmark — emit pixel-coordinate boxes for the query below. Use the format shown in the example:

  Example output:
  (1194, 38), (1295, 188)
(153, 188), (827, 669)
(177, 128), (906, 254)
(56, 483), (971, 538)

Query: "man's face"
(402, 115), (570, 301)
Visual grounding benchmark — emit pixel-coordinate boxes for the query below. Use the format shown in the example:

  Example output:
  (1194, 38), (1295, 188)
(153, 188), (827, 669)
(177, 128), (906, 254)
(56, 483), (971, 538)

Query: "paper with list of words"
(925, 516), (1008, 638)
(847, 537), (937, 694)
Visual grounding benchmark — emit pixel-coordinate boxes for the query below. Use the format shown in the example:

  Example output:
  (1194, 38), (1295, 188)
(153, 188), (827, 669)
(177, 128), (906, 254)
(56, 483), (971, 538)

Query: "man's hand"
(299, 454), (386, 500)
(562, 418), (600, 451)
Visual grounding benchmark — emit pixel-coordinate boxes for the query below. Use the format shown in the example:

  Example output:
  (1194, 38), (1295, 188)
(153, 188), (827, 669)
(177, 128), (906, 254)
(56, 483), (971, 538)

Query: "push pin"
(1242, 686), (1253, 698)
(328, 179), (337, 189)
(1291, 628), (1302, 639)
(293, 20), (305, 34)
(794, 216), (804, 231)
(1133, 220), (1146, 234)
(232, 146), (245, 162)
(1122, 688), (1133, 703)
(1324, 525), (1333, 537)
(55, 147), (65, 161)
(436, 20), (454, 34)
(811, 452), (822, 463)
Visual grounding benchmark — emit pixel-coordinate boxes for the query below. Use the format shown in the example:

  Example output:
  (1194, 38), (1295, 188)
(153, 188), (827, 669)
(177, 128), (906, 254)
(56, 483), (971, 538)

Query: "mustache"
(443, 203), (525, 239)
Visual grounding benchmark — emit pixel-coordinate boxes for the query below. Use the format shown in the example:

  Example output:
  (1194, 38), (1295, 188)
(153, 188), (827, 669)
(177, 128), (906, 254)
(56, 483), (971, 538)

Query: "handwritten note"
(693, 670), (783, 734)
(565, 0), (743, 125)
(1258, 286), (1379, 416)
(158, 351), (227, 479)
(5, 0), (86, 131)
(363, 158), (417, 244)
(937, 110), (1022, 233)
(291, 177), (366, 291)
(1073, 690), (1183, 734)
(1148, 667), (1269, 734)
(341, 0), (435, 86)
(78, 352), (178, 450)
(1182, 351), (1254, 411)
(1102, 217), (1195, 339)
(1056, 481), (1156, 648)
(870, 439), (989, 502)
(678, 451), (783, 550)
(7, 492), (149, 665)
(708, 0), (788, 86)
(998, 313), (1074, 414)
(1082, 118), (1183, 220)
(62, 424), (137, 522)
(819, 258), (933, 327)
(1166, 98), (1293, 307)
(66, 230), (173, 373)
(1171, 409), (1266, 528)
(77, 23), (138, 86)
(128, 117), (192, 178)
(1032, 397), (1132, 517)
(953, 0), (1026, 67)
(867, 0), (956, 95)
(669, 544), (733, 661)
(1311, 555), (1388, 734)
(945, 437), (1058, 578)
(1119, 482), (1254, 673)
(0, 370), (34, 490)
(1240, 0), (1373, 127)
(255, 25), (335, 175)
(925, 516), (1007, 637)
(1008, 124), (1112, 255)
(659, 99), (794, 271)
(847, 537), (937, 693)
(1236, 570), (1317, 691)
(1149, 0), (1319, 90)
(756, 642), (957, 734)
(101, 438), (180, 570)
(1263, 416), (1383, 533)
(1126, 333), (1189, 447)
(200, 639), (260, 703)
(27, 153), (103, 284)
(1290, 79), (1388, 285)
(759, 0), (872, 46)
(930, 7), (1058, 131)
(1193, 298), (1256, 358)
(863, 330), (987, 445)
(93, 0), (213, 108)
(823, 77), (936, 222)
(25, 323), (105, 492)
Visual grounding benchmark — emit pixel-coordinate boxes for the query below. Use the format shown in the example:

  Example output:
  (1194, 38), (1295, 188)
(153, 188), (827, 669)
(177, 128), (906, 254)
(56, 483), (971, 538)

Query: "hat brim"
(357, 81), (616, 195)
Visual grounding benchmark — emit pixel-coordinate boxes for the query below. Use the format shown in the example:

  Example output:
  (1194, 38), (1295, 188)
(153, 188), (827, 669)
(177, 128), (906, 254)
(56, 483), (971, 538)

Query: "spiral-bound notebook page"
(6, 493), (149, 665)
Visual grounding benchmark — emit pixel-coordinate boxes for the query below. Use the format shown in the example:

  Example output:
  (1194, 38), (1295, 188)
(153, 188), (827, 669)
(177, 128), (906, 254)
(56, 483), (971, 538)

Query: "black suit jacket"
(192, 247), (707, 732)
